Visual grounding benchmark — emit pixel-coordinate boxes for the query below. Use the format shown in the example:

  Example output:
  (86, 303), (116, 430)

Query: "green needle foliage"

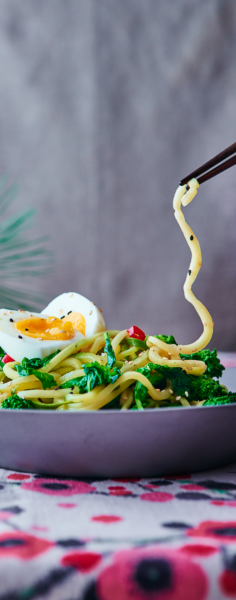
(0, 177), (52, 310)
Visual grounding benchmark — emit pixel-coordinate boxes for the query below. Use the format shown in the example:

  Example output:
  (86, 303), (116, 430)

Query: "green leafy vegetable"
(59, 377), (83, 390)
(203, 392), (236, 406)
(104, 332), (116, 368)
(180, 348), (225, 379)
(188, 374), (226, 402)
(16, 351), (60, 371)
(154, 334), (178, 346)
(1, 394), (34, 409)
(126, 338), (147, 350)
(0, 347), (5, 372)
(134, 365), (166, 408)
(15, 357), (56, 389)
(60, 362), (121, 393)
(158, 366), (191, 396)
(133, 362), (227, 406)
(32, 371), (56, 390)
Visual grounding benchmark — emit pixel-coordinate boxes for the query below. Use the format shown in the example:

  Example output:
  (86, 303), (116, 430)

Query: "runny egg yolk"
(15, 312), (86, 340)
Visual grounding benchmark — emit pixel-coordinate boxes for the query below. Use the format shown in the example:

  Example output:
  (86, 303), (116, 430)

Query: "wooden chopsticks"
(180, 141), (236, 186)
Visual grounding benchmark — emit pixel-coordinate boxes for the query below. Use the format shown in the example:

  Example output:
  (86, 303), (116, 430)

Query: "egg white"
(43, 292), (106, 337)
(0, 293), (106, 363)
(0, 309), (84, 363)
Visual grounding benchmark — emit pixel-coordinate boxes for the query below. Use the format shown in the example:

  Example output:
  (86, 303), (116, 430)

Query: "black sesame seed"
(190, 235), (194, 241)
(25, 328), (28, 331)
(67, 311), (72, 315)
(60, 315), (65, 320)
(9, 318), (14, 323)
(188, 269), (191, 275)
(18, 335), (23, 339)
(186, 185), (190, 191)
(70, 392), (73, 395)
(38, 398), (42, 402)
(55, 387), (60, 390)
(71, 386), (74, 390)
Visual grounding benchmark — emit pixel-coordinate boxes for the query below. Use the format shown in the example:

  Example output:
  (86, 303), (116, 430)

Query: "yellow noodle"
(17, 389), (71, 399)
(111, 330), (128, 354)
(148, 346), (206, 375)
(90, 336), (105, 355)
(73, 372), (171, 410)
(173, 179), (214, 353)
(147, 336), (180, 359)
(121, 350), (149, 373)
(63, 385), (105, 404)
(59, 358), (82, 369)
(55, 367), (75, 376)
(117, 348), (138, 360)
(179, 397), (190, 407)
(57, 369), (85, 385)
(75, 352), (103, 365)
(120, 387), (134, 409)
(3, 362), (19, 380)
(66, 381), (131, 411)
(40, 331), (118, 373)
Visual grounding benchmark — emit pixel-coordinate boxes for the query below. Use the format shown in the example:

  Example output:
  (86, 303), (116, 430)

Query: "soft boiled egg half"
(0, 292), (106, 363)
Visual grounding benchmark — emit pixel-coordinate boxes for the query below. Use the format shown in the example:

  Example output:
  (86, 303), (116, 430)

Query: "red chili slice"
(127, 326), (146, 341)
(2, 354), (14, 364)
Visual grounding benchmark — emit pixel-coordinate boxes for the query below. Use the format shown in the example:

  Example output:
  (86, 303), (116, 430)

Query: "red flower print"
(91, 546), (208, 600)
(62, 551), (102, 572)
(180, 544), (218, 557)
(108, 486), (132, 496)
(140, 492), (173, 502)
(7, 474), (31, 481)
(188, 521), (236, 544)
(91, 515), (122, 524)
(219, 570), (236, 596)
(0, 532), (53, 560)
(21, 478), (96, 496)
(211, 501), (236, 508)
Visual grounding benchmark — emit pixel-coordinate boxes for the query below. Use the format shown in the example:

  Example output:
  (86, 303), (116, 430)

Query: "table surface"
(0, 353), (236, 600)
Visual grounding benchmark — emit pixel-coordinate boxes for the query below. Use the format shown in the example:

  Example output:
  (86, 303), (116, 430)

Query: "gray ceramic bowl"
(0, 367), (235, 478)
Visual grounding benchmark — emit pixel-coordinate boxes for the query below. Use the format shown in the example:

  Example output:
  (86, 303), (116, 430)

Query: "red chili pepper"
(127, 326), (146, 341)
(2, 354), (14, 364)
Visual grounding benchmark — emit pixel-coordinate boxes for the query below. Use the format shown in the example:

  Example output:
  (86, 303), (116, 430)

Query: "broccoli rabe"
(1, 394), (34, 410)
(133, 362), (227, 406)
(104, 332), (116, 368)
(60, 362), (121, 393)
(180, 348), (224, 379)
(154, 334), (177, 346)
(203, 393), (236, 406)
(134, 365), (166, 408)
(188, 374), (226, 401)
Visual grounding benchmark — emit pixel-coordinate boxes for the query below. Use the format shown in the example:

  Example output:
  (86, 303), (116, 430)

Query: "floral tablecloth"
(0, 353), (236, 600)
(1, 464), (236, 599)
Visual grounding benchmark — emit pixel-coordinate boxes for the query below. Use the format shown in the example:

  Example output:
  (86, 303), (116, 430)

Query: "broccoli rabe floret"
(134, 365), (166, 408)
(188, 374), (226, 402)
(203, 392), (236, 406)
(180, 348), (224, 379)
(1, 394), (33, 410)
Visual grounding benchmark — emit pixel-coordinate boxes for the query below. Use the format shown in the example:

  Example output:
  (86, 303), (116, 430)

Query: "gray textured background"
(0, 0), (236, 349)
